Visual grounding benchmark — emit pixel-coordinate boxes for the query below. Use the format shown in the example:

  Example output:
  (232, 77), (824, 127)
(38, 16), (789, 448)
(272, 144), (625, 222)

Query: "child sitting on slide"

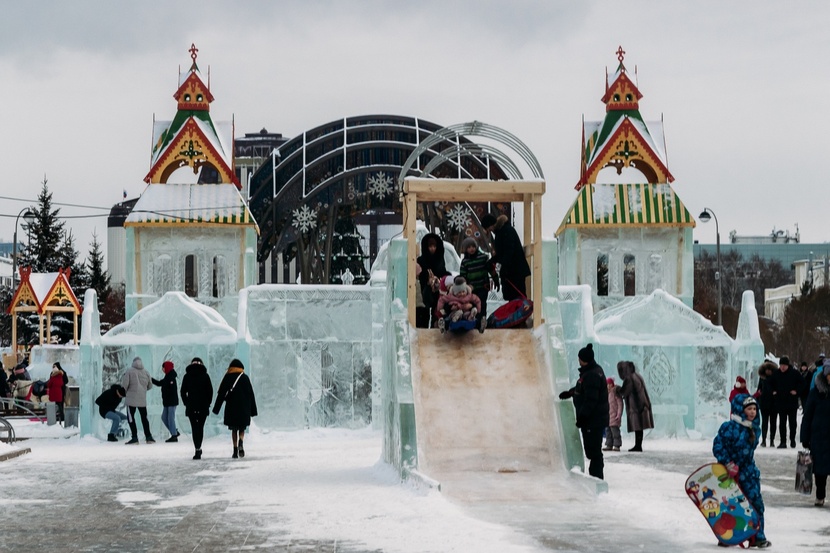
(435, 276), (481, 333)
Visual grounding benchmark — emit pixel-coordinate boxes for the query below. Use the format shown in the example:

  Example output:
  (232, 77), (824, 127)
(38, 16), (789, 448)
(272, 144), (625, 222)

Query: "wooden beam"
(532, 193), (543, 327)
(404, 191), (417, 327)
(404, 178), (544, 197)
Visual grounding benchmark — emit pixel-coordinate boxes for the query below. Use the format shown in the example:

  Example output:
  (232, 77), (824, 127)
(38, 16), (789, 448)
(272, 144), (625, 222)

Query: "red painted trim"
(145, 117), (238, 185)
(582, 118), (674, 185)
(173, 73), (214, 103)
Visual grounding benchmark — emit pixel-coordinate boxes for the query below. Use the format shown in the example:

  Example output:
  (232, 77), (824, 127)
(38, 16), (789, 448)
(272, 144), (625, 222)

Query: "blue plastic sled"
(447, 318), (477, 333)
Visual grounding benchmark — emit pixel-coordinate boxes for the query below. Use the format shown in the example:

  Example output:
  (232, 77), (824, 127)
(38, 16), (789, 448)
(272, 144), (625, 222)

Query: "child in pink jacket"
(604, 377), (624, 451)
(435, 276), (481, 333)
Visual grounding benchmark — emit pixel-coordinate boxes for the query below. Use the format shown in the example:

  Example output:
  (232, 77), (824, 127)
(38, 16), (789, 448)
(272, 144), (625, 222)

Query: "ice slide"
(411, 328), (579, 503)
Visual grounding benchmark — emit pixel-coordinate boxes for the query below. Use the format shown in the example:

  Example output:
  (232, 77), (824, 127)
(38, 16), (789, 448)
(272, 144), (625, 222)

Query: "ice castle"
(74, 47), (762, 483)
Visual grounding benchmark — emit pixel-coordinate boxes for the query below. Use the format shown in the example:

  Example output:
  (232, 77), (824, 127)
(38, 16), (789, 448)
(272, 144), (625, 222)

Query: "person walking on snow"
(801, 364), (830, 506)
(151, 360), (180, 442)
(180, 357), (213, 460)
(712, 394), (771, 548)
(121, 357), (155, 444)
(213, 358), (257, 459)
(558, 343), (610, 480)
(770, 356), (802, 449)
(616, 361), (654, 452)
(756, 361), (777, 447)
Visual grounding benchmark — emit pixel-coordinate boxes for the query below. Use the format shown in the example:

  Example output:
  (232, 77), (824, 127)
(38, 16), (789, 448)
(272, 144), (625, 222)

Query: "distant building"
(234, 128), (288, 201)
(106, 198), (138, 289)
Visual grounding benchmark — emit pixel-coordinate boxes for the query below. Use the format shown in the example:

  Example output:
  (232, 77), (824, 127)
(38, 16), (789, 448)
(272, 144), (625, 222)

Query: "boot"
(238, 440), (245, 458)
(232, 447), (239, 459)
(107, 433), (118, 442)
(165, 435), (178, 443)
(125, 437), (139, 445)
(761, 440), (766, 447)
(193, 449), (202, 460)
(145, 435), (156, 444)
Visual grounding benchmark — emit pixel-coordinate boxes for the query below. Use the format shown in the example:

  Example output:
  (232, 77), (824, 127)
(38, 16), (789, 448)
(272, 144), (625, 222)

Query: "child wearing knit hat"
(434, 276), (482, 334)
(152, 360), (180, 442)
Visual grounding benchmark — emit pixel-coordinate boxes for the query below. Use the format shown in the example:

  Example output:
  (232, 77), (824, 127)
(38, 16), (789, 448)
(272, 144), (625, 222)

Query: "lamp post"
(699, 208), (721, 327)
(12, 208), (35, 289)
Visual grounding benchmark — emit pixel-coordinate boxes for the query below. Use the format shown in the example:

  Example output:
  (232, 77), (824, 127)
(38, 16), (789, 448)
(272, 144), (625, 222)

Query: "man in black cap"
(480, 212), (531, 302)
(770, 356), (803, 448)
(558, 343), (610, 479)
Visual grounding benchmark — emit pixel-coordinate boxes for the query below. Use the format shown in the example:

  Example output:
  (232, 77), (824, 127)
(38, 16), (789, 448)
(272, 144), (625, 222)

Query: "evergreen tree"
(20, 178), (65, 272)
(86, 231), (111, 307)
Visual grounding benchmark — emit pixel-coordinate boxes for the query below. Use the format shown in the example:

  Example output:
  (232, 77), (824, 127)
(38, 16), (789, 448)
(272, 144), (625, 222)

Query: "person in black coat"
(481, 213), (531, 302)
(180, 357), (213, 460)
(151, 361), (180, 442)
(213, 358), (257, 459)
(770, 356), (803, 449)
(801, 365), (830, 506)
(558, 343), (610, 480)
(0, 362), (9, 398)
(415, 233), (450, 328)
(756, 361), (777, 447)
(94, 384), (127, 442)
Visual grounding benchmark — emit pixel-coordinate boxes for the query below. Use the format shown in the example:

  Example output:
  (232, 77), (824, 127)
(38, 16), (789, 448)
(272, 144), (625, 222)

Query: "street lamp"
(12, 208), (36, 289)
(698, 208), (721, 327)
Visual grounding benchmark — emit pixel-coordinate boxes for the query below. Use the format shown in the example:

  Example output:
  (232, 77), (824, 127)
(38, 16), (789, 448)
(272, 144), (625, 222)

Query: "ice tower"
(123, 44), (258, 323)
(557, 46), (695, 312)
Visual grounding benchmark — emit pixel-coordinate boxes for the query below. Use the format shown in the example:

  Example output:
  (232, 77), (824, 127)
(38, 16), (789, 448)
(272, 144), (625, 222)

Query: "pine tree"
(20, 178), (66, 272)
(86, 231), (111, 307)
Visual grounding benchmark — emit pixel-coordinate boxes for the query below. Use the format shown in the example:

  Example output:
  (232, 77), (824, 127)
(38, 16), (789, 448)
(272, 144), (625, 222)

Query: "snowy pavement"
(0, 423), (827, 552)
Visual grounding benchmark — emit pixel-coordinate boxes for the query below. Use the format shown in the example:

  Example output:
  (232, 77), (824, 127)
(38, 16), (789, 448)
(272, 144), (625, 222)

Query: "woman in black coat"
(481, 214), (531, 301)
(801, 365), (830, 506)
(756, 361), (777, 447)
(180, 357), (213, 460)
(415, 233), (449, 328)
(617, 361), (654, 452)
(213, 358), (257, 459)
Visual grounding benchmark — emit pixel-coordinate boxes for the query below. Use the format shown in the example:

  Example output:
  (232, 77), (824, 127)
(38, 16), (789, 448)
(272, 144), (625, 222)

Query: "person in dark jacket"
(480, 213), (531, 302)
(770, 356), (802, 449)
(558, 343), (610, 479)
(756, 361), (777, 447)
(0, 361), (10, 398)
(151, 361), (180, 442)
(713, 394), (770, 548)
(616, 361), (654, 452)
(459, 236), (499, 323)
(95, 384), (127, 442)
(180, 357), (213, 460)
(416, 233), (450, 328)
(213, 358), (257, 459)
(121, 357), (154, 445)
(801, 364), (830, 506)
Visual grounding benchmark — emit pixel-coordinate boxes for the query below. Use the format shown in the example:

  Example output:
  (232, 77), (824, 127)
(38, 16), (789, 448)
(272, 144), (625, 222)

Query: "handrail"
(0, 416), (16, 443)
(0, 398), (46, 423)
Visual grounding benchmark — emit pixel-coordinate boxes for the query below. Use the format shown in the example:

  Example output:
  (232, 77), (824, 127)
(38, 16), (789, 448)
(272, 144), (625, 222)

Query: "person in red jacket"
(46, 364), (65, 424)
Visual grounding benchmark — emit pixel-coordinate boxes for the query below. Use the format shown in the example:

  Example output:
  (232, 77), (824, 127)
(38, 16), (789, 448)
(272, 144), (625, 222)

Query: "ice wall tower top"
(145, 43), (238, 186)
(557, 47), (695, 310)
(577, 46), (673, 190)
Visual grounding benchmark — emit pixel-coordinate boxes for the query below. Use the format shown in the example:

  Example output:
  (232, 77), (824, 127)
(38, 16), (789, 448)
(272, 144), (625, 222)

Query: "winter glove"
(803, 442), (810, 450)
(726, 462), (739, 478)
(470, 307), (478, 319)
(558, 390), (572, 400)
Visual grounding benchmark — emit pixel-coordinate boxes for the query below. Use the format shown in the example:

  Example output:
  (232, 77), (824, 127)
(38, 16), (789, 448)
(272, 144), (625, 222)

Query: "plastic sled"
(448, 318), (477, 333)
(685, 462), (760, 547)
(487, 298), (533, 329)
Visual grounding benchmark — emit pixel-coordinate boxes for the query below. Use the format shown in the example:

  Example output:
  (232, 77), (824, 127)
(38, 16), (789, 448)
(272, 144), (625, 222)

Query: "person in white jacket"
(121, 357), (154, 444)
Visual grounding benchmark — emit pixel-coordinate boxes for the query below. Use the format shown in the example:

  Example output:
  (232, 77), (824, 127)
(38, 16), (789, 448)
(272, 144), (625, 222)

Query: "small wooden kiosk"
(402, 177), (545, 328)
(7, 267), (82, 353)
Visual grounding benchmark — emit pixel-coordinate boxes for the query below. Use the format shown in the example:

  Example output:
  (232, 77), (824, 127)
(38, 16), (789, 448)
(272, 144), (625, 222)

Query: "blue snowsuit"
(712, 394), (765, 542)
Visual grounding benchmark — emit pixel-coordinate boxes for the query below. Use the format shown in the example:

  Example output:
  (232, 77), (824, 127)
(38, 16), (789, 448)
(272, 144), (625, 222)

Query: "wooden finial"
(189, 43), (199, 65)
(616, 45), (625, 64)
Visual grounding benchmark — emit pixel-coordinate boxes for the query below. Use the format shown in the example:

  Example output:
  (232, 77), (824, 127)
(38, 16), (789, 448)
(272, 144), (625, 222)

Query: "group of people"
(557, 343), (655, 481)
(415, 212), (531, 331)
(95, 356), (257, 459)
(0, 360), (69, 424)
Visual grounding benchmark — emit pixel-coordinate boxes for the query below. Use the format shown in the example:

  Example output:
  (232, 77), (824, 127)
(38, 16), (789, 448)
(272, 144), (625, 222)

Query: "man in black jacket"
(771, 356), (803, 449)
(95, 385), (127, 442)
(559, 343), (610, 479)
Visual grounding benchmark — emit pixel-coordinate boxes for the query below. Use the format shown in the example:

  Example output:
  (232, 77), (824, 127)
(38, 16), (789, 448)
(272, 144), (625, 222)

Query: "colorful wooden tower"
(7, 267), (82, 351)
(557, 47), (696, 310)
(124, 45), (258, 324)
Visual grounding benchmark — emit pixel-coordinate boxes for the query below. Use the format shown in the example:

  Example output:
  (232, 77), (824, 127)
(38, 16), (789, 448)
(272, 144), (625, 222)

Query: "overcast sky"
(1, 1), (828, 263)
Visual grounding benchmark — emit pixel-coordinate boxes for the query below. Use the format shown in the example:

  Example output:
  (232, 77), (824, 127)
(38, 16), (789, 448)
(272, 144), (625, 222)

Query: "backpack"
(32, 380), (47, 396)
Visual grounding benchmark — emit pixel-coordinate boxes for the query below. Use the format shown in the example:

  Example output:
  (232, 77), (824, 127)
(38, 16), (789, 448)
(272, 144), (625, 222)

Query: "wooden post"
(405, 190), (417, 327)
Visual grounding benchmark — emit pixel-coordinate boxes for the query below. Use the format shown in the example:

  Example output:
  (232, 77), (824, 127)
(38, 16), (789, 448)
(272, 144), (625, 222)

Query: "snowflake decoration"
(292, 205), (317, 232)
(446, 204), (472, 232)
(366, 172), (394, 199)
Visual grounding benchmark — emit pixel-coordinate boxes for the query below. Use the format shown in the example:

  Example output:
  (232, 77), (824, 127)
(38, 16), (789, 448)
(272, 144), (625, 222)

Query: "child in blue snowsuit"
(712, 394), (770, 548)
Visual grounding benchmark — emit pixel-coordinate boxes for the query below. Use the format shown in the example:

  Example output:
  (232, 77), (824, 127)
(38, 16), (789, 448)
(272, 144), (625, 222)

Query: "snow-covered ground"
(0, 421), (827, 552)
